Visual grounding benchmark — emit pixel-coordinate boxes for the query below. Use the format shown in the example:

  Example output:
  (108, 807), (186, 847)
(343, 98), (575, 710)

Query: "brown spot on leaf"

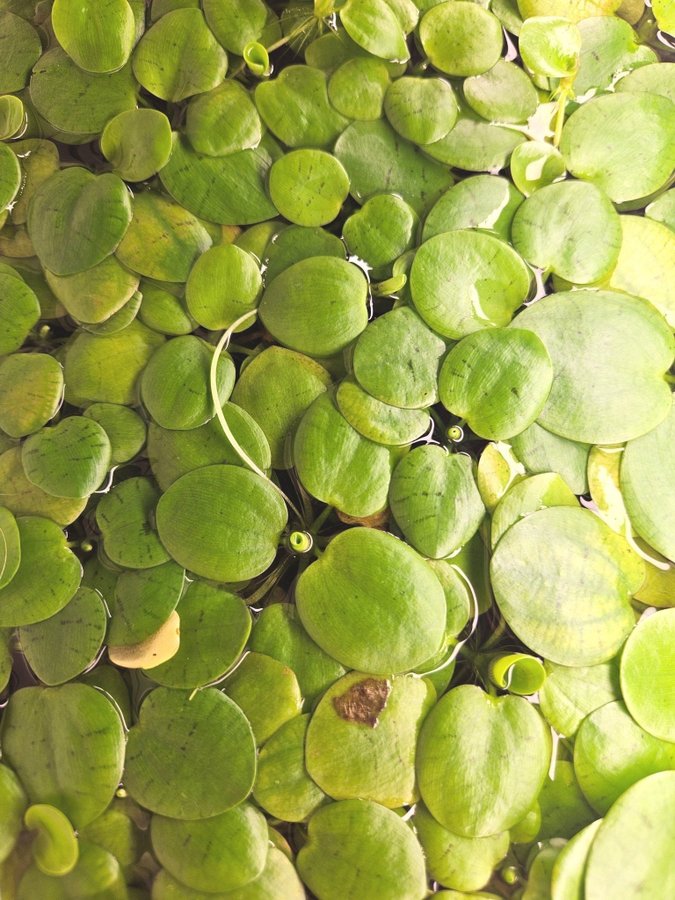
(337, 508), (389, 529)
(332, 678), (391, 728)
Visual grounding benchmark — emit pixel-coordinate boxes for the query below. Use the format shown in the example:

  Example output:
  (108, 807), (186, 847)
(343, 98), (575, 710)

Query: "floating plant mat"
(0, 3), (674, 899)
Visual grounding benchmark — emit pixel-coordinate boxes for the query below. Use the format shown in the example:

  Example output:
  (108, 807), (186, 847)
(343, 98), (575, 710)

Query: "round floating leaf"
(269, 150), (350, 227)
(0, 273), (40, 355)
(7, 139), (60, 227)
(419, 2), (503, 76)
(538, 759), (612, 839)
(22, 417), (112, 499)
(108, 610), (180, 671)
(28, 168), (132, 277)
(621, 609), (675, 743)
(45, 256), (140, 325)
(389, 445), (484, 559)
(186, 81), (262, 157)
(491, 506), (642, 666)
(203, 0), (267, 54)
(20, 587), (107, 686)
(424, 107), (526, 174)
(511, 180), (621, 283)
(621, 398), (675, 562)
(328, 57), (390, 121)
(83, 403), (146, 465)
(515, 290), (674, 444)
(608, 214), (675, 328)
(616, 61), (675, 103)
(0, 516), (81, 627)
(0, 94), (25, 140)
(519, 16), (581, 77)
(575, 16), (657, 97)
(52, 0), (136, 74)
(185, 244), (262, 331)
(510, 140), (567, 197)
(255, 65), (348, 149)
(0, 143), (20, 211)
(384, 76), (457, 145)
(141, 336), (234, 431)
(0, 683), (125, 828)
(96, 476), (170, 569)
(297, 799), (427, 900)
(423, 175), (523, 242)
(24, 804), (78, 877)
(153, 846), (304, 900)
(124, 687), (256, 819)
(116, 191), (212, 282)
(490, 472), (577, 549)
(17, 841), (126, 899)
(0, 763), (26, 864)
(151, 803), (268, 893)
(352, 307), (445, 409)
(0, 11), (41, 92)
(336, 377), (429, 446)
(410, 230), (531, 339)
(250, 603), (346, 707)
(149, 581), (251, 688)
(414, 804), (509, 893)
(417, 685), (550, 837)
(132, 9), (228, 102)
(0, 506), (20, 590)
(30, 48), (137, 135)
(159, 133), (279, 226)
(293, 393), (394, 518)
(64, 320), (164, 407)
(156, 465), (287, 582)
(139, 282), (196, 336)
(511, 422), (589, 496)
(539, 659), (621, 738)
(0, 354), (63, 439)
(263, 224), (345, 283)
(147, 401), (270, 489)
(464, 60), (539, 125)
(259, 257), (368, 357)
(439, 328), (553, 440)
(342, 193), (417, 268)
(254, 714), (327, 823)
(0, 448), (87, 527)
(109, 560), (184, 646)
(101, 109), (173, 182)
(574, 700), (675, 815)
(295, 526), (446, 674)
(334, 118), (454, 216)
(339, 0), (409, 62)
(551, 820), (602, 900)
(306, 671), (435, 808)
(585, 772), (675, 900)
(560, 92), (675, 203)
(223, 652), (303, 745)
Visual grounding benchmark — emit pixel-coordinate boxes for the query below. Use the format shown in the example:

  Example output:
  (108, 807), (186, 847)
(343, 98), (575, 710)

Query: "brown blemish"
(332, 678), (391, 728)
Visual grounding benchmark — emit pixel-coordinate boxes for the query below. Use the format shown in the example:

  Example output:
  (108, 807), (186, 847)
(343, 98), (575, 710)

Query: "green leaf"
(339, 0), (409, 62)
(620, 609), (675, 743)
(151, 803), (268, 893)
(223, 652), (303, 745)
(0, 448), (87, 527)
(423, 175), (524, 243)
(83, 403), (146, 466)
(132, 8), (228, 102)
(389, 445), (485, 558)
(259, 257), (368, 357)
(0, 274), (39, 356)
(108, 560), (184, 646)
(584, 772), (675, 899)
(306, 671), (435, 807)
(491, 506), (642, 666)
(519, 16), (581, 77)
(0, 506), (20, 590)
(123, 687), (256, 818)
(24, 804), (79, 876)
(0, 11), (42, 92)
(96, 476), (170, 569)
(269, 149), (350, 227)
(0, 763), (26, 865)
(491, 472), (577, 549)
(514, 290), (674, 443)
(342, 193), (417, 268)
(186, 81), (262, 157)
(539, 658), (621, 738)
(295, 526), (446, 674)
(297, 799), (427, 900)
(101, 109), (173, 182)
(419, 2), (503, 76)
(439, 328), (553, 440)
(464, 59), (539, 124)
(384, 76), (457, 144)
(0, 517), (82, 627)
(20, 587), (107, 686)
(510, 141), (567, 197)
(52, 0), (136, 74)
(410, 230), (531, 339)
(417, 684), (550, 837)
(203, 0), (268, 54)
(335, 376), (429, 446)
(328, 57), (391, 121)
(22, 417), (112, 499)
(0, 684), (125, 829)
(510, 422), (589, 496)
(155, 465), (288, 582)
